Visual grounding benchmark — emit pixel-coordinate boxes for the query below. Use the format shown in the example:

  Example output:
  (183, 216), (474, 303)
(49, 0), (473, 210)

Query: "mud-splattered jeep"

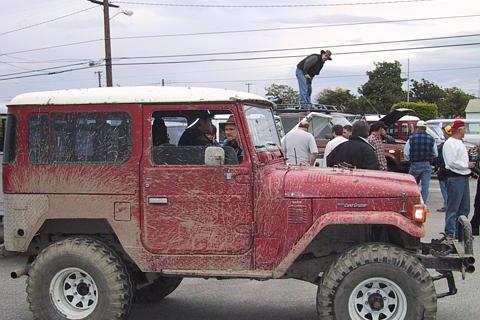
(2, 87), (475, 320)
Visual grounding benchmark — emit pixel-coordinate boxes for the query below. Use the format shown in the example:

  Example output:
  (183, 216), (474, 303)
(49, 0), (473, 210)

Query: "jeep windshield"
(243, 105), (281, 151)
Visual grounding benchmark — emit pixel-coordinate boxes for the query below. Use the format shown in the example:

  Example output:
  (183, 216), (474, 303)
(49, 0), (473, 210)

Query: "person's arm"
(432, 141), (438, 158)
(403, 140), (410, 161)
(309, 135), (319, 165)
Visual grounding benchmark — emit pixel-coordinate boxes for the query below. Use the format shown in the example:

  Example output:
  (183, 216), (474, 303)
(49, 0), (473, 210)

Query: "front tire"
(317, 243), (437, 320)
(27, 237), (133, 320)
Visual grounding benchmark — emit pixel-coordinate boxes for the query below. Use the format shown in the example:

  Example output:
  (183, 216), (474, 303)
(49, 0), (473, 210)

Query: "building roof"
(8, 86), (272, 107)
(465, 99), (480, 113)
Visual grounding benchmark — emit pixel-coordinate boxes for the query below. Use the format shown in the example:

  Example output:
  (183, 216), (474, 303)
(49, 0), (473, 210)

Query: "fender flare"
(272, 211), (424, 278)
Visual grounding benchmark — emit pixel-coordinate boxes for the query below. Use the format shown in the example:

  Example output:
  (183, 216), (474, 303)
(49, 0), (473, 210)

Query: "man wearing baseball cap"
(404, 120), (438, 202)
(443, 120), (476, 239)
(296, 49), (332, 108)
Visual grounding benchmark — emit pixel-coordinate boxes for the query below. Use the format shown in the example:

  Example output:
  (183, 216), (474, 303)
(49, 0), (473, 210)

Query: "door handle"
(148, 197), (168, 204)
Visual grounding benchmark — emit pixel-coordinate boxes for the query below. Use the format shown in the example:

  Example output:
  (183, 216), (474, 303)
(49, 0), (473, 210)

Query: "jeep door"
(140, 105), (254, 259)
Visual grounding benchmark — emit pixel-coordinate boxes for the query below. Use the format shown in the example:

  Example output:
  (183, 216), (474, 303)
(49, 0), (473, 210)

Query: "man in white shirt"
(322, 125), (347, 167)
(281, 120), (318, 165)
(442, 119), (475, 239)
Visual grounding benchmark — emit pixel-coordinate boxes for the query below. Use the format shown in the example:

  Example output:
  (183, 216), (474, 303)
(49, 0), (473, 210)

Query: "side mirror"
(205, 146), (225, 166)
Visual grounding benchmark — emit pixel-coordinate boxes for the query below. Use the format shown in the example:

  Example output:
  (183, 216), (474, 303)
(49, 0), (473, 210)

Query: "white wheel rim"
(348, 277), (407, 320)
(49, 267), (99, 319)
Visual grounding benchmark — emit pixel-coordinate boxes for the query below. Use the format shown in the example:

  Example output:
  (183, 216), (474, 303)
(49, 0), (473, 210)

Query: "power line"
(110, 42), (480, 66)
(2, 42), (479, 82)
(0, 5), (100, 37)
(113, 33), (480, 60)
(2, 13), (479, 57)
(112, 0), (434, 8)
(0, 64), (103, 82)
(0, 62), (93, 78)
(167, 65), (480, 85)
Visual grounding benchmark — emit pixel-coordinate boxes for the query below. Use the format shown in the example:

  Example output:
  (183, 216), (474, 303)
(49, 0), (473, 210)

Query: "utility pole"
(94, 71), (103, 87)
(88, 0), (119, 87)
(406, 59), (410, 102)
(161, 79), (165, 86)
(245, 83), (252, 93)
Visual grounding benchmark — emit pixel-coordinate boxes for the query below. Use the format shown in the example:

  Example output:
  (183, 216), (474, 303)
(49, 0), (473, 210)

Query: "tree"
(315, 87), (359, 113)
(358, 61), (406, 114)
(438, 87), (475, 118)
(409, 78), (445, 104)
(391, 101), (438, 120)
(264, 84), (298, 105)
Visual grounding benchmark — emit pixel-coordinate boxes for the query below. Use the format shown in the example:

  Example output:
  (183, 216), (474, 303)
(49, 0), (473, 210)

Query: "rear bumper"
(415, 216), (475, 298)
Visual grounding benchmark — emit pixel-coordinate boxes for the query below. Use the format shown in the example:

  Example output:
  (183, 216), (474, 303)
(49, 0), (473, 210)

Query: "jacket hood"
(284, 167), (419, 199)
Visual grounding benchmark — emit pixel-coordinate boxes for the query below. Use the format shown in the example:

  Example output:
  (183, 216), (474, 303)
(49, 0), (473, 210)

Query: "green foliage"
(315, 87), (362, 113)
(410, 78), (445, 103)
(391, 101), (438, 120)
(358, 61), (406, 114)
(264, 84), (298, 105)
(438, 87), (475, 118)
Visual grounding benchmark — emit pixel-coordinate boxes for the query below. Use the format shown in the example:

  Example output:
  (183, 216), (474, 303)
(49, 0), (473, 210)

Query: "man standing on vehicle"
(281, 120), (318, 165)
(404, 120), (437, 202)
(367, 121), (388, 171)
(322, 124), (347, 167)
(443, 120), (475, 239)
(296, 50), (332, 107)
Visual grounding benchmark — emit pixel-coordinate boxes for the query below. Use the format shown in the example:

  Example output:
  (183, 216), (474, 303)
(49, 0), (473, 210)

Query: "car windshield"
(243, 105), (281, 151)
(467, 123), (480, 134)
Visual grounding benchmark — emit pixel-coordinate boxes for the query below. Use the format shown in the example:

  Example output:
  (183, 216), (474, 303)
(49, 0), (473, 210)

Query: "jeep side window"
(2, 114), (17, 164)
(151, 110), (240, 165)
(28, 113), (49, 164)
(51, 112), (131, 163)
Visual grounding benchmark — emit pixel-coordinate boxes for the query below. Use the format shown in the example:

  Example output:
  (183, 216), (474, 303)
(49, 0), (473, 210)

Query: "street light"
(87, 0), (132, 87)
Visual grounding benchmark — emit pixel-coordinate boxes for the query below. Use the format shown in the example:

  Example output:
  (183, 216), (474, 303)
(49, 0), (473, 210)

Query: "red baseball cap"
(451, 119), (465, 132)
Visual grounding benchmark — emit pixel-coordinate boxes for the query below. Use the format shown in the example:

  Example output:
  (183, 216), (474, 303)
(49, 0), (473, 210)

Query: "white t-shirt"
(281, 129), (318, 165)
(322, 136), (348, 167)
(443, 137), (471, 175)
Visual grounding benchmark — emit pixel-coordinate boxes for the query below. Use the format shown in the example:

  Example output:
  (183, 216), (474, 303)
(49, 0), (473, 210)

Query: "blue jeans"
(296, 68), (312, 107)
(445, 176), (470, 237)
(409, 161), (432, 203)
(439, 179), (448, 208)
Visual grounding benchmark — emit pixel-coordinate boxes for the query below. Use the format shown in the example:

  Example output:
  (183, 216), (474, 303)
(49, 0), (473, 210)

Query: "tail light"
(412, 204), (428, 223)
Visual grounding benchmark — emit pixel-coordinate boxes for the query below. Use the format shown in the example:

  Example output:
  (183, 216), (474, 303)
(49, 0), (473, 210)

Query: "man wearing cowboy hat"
(222, 115), (243, 163)
(443, 119), (476, 239)
(296, 49), (332, 108)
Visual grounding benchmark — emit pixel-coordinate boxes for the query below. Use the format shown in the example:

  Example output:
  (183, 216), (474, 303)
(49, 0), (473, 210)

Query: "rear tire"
(317, 243), (437, 320)
(27, 237), (133, 320)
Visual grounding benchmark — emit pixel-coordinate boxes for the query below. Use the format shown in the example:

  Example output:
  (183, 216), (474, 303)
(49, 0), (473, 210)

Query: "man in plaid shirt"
(367, 121), (388, 171)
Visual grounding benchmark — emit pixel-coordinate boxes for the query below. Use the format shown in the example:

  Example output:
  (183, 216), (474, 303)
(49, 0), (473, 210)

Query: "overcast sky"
(1, 0), (479, 108)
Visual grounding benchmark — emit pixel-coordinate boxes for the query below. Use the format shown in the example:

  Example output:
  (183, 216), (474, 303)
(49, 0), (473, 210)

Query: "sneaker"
(436, 207), (446, 212)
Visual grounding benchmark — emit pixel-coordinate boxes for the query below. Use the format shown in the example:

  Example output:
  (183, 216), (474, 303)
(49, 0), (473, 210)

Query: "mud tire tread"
(26, 236), (133, 320)
(317, 243), (437, 320)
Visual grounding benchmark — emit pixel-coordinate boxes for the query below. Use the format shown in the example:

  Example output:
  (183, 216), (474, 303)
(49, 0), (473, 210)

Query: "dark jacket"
(297, 54), (325, 78)
(326, 136), (380, 170)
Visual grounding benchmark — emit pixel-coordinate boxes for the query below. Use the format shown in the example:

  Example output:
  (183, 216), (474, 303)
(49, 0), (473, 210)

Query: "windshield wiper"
(255, 144), (266, 149)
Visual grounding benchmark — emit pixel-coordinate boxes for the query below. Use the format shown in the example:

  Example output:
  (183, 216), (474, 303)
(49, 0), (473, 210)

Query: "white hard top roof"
(8, 86), (272, 107)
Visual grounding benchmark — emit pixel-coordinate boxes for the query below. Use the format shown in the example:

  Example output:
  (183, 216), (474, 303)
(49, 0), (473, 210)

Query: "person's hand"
(305, 74), (312, 80)
(468, 161), (476, 168)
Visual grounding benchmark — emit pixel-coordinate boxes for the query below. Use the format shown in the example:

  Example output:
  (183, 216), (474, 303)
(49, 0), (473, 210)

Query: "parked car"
(2, 87), (474, 320)
(426, 119), (480, 145)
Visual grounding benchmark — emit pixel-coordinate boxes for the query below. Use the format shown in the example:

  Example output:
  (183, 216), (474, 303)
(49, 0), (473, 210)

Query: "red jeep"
(2, 87), (475, 320)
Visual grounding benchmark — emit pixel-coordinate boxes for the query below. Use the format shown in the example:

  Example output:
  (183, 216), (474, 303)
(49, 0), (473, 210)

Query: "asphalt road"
(1, 179), (479, 320)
